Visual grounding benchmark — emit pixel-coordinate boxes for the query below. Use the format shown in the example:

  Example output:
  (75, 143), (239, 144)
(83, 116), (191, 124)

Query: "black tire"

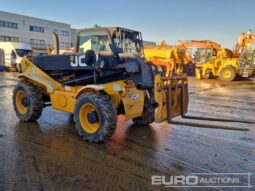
(219, 66), (236, 81)
(205, 70), (213, 79)
(74, 93), (117, 143)
(69, 113), (75, 124)
(132, 110), (154, 126)
(13, 83), (44, 122)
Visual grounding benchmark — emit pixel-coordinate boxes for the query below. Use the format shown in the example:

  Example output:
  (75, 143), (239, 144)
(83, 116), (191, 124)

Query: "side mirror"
(11, 51), (17, 59)
(84, 50), (96, 66)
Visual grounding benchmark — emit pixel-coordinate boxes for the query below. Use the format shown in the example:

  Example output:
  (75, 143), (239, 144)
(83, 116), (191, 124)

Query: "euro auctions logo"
(152, 175), (198, 187)
(151, 173), (252, 188)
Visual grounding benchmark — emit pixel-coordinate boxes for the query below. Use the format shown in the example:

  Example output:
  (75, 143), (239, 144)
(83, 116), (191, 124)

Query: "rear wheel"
(74, 93), (117, 143)
(13, 83), (44, 121)
(219, 66), (236, 81)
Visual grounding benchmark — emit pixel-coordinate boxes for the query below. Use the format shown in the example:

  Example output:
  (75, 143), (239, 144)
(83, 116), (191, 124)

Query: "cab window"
(78, 31), (111, 53)
(112, 32), (142, 53)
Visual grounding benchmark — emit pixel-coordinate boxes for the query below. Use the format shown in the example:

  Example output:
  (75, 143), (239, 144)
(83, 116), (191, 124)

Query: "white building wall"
(0, 11), (72, 52)
(143, 41), (156, 46)
(71, 28), (78, 48)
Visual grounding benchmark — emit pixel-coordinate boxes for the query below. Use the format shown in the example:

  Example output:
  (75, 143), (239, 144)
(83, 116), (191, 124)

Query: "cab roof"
(77, 27), (141, 35)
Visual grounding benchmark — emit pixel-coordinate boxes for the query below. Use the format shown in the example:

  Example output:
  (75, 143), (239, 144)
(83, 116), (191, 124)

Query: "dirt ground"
(0, 72), (254, 191)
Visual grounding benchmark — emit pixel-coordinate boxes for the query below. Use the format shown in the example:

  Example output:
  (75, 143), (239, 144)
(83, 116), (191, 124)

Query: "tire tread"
(13, 83), (44, 122)
(74, 92), (117, 143)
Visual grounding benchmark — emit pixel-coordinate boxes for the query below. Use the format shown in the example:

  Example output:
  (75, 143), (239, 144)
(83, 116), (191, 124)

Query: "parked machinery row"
(144, 30), (255, 81)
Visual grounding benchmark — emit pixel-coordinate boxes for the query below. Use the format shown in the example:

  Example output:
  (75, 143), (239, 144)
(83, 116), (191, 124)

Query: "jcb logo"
(70, 55), (88, 67)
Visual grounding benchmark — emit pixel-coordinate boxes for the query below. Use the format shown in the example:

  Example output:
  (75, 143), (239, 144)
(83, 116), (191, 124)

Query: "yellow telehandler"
(13, 27), (251, 143)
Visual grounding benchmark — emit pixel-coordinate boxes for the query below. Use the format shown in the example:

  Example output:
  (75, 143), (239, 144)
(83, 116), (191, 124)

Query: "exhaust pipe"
(52, 32), (59, 55)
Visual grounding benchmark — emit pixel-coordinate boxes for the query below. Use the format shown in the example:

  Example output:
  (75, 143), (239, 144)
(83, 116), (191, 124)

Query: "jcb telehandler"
(13, 27), (251, 143)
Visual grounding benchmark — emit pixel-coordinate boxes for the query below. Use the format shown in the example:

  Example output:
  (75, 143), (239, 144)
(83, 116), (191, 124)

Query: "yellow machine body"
(197, 58), (239, 78)
(195, 48), (239, 79)
(18, 57), (188, 123)
(194, 31), (255, 80)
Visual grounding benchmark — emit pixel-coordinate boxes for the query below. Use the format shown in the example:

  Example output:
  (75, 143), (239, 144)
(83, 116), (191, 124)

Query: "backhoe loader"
(13, 27), (252, 143)
(178, 40), (226, 79)
(181, 31), (255, 81)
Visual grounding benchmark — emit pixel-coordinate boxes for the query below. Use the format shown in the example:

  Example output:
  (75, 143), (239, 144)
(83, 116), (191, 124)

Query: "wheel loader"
(13, 27), (251, 143)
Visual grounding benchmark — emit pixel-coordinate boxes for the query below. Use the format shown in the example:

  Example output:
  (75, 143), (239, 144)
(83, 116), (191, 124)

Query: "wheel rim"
(16, 90), (28, 114)
(79, 103), (100, 134)
(223, 70), (232, 79)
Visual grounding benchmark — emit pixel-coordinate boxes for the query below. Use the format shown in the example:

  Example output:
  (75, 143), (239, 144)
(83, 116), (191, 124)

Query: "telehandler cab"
(13, 27), (251, 143)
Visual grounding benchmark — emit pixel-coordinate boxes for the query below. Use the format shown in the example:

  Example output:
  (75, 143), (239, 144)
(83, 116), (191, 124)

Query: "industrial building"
(0, 11), (156, 53)
(0, 11), (72, 53)
(143, 40), (156, 46)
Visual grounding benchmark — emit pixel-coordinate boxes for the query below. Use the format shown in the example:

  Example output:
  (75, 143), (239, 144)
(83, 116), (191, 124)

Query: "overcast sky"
(1, 0), (254, 48)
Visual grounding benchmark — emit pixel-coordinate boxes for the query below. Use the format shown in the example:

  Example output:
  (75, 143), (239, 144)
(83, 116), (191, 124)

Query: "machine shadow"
(108, 121), (158, 151)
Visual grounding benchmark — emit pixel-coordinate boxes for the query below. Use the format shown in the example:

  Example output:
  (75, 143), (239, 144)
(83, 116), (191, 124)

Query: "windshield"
(113, 31), (142, 53)
(194, 48), (214, 64)
(78, 31), (111, 53)
(239, 49), (255, 61)
(15, 49), (32, 57)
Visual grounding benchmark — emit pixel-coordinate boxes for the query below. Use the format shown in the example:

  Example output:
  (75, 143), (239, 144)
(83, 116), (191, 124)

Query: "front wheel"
(219, 66), (236, 81)
(74, 93), (117, 143)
